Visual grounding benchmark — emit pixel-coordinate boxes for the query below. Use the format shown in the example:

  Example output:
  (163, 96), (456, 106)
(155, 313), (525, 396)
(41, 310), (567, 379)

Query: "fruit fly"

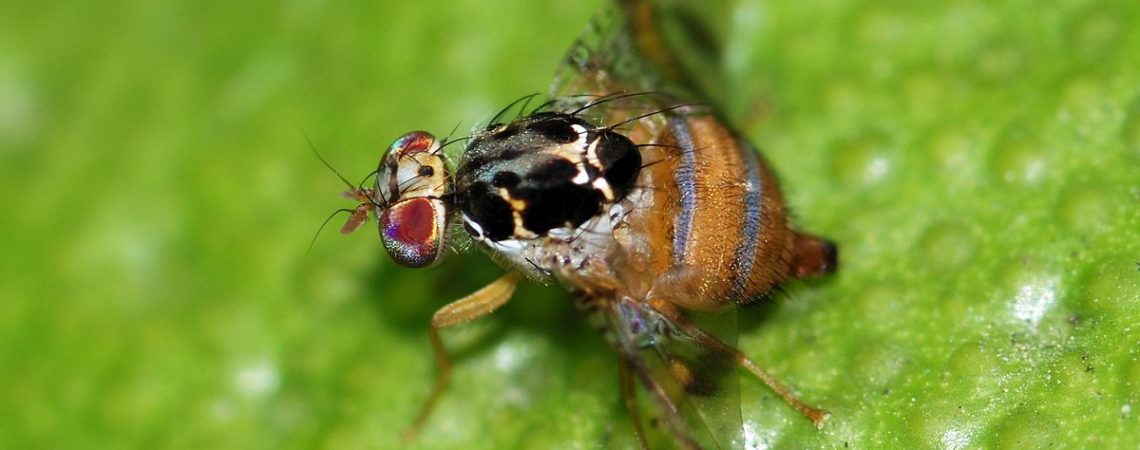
(333, 1), (837, 448)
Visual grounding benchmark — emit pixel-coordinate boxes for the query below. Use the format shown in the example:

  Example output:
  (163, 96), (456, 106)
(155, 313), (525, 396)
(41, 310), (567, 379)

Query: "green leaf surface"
(2, 0), (1138, 448)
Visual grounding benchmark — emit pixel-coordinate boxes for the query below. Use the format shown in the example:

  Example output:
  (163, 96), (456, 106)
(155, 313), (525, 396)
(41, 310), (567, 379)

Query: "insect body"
(457, 112), (640, 244)
(335, 1), (837, 448)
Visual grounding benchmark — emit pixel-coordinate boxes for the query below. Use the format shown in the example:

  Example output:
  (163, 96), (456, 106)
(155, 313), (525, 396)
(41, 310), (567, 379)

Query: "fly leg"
(620, 349), (704, 450)
(619, 359), (651, 450)
(648, 298), (830, 428)
(402, 272), (522, 441)
(592, 293), (703, 450)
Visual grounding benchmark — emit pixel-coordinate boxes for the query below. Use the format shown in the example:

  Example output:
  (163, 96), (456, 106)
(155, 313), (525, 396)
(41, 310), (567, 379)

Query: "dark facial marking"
(417, 165), (434, 177)
(381, 158), (400, 203)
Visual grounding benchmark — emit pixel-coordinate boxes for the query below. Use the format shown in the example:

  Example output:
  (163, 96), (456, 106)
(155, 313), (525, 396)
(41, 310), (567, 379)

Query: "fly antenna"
(303, 128), (356, 191)
(356, 168), (380, 194)
(307, 208), (358, 256)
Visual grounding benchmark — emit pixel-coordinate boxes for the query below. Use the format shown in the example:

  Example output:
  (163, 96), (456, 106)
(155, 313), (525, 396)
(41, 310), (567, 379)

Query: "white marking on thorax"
(462, 214), (485, 239)
(571, 167), (591, 185)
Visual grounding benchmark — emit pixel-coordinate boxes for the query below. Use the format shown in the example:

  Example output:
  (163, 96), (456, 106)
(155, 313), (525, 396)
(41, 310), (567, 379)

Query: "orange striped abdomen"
(619, 113), (835, 311)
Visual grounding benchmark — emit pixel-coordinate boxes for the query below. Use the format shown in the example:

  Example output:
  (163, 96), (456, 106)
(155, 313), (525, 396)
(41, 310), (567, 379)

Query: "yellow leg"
(648, 298), (831, 428)
(619, 359), (651, 450)
(402, 272), (522, 441)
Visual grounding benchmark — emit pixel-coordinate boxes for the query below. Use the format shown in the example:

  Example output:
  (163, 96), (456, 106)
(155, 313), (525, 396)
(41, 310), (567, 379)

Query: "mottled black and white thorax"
(454, 111), (642, 277)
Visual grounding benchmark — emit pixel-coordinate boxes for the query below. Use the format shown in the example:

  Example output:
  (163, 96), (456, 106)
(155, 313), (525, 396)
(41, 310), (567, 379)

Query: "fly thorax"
(453, 112), (642, 276)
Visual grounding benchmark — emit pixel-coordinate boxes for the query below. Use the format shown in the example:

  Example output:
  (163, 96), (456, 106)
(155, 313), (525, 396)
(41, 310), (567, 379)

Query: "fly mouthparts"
(342, 188), (375, 203)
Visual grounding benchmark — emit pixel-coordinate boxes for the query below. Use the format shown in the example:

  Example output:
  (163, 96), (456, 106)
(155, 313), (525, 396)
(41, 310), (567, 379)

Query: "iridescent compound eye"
(379, 197), (447, 267)
(373, 131), (452, 267)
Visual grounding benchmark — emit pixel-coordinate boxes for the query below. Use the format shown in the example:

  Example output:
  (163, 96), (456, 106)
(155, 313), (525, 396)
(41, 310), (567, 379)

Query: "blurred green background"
(2, 0), (1138, 448)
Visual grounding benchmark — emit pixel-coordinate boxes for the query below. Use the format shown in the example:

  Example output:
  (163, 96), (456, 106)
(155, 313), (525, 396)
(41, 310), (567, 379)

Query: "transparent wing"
(549, 0), (662, 100)
(669, 308), (743, 450)
(597, 295), (743, 450)
(549, 0), (734, 104)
